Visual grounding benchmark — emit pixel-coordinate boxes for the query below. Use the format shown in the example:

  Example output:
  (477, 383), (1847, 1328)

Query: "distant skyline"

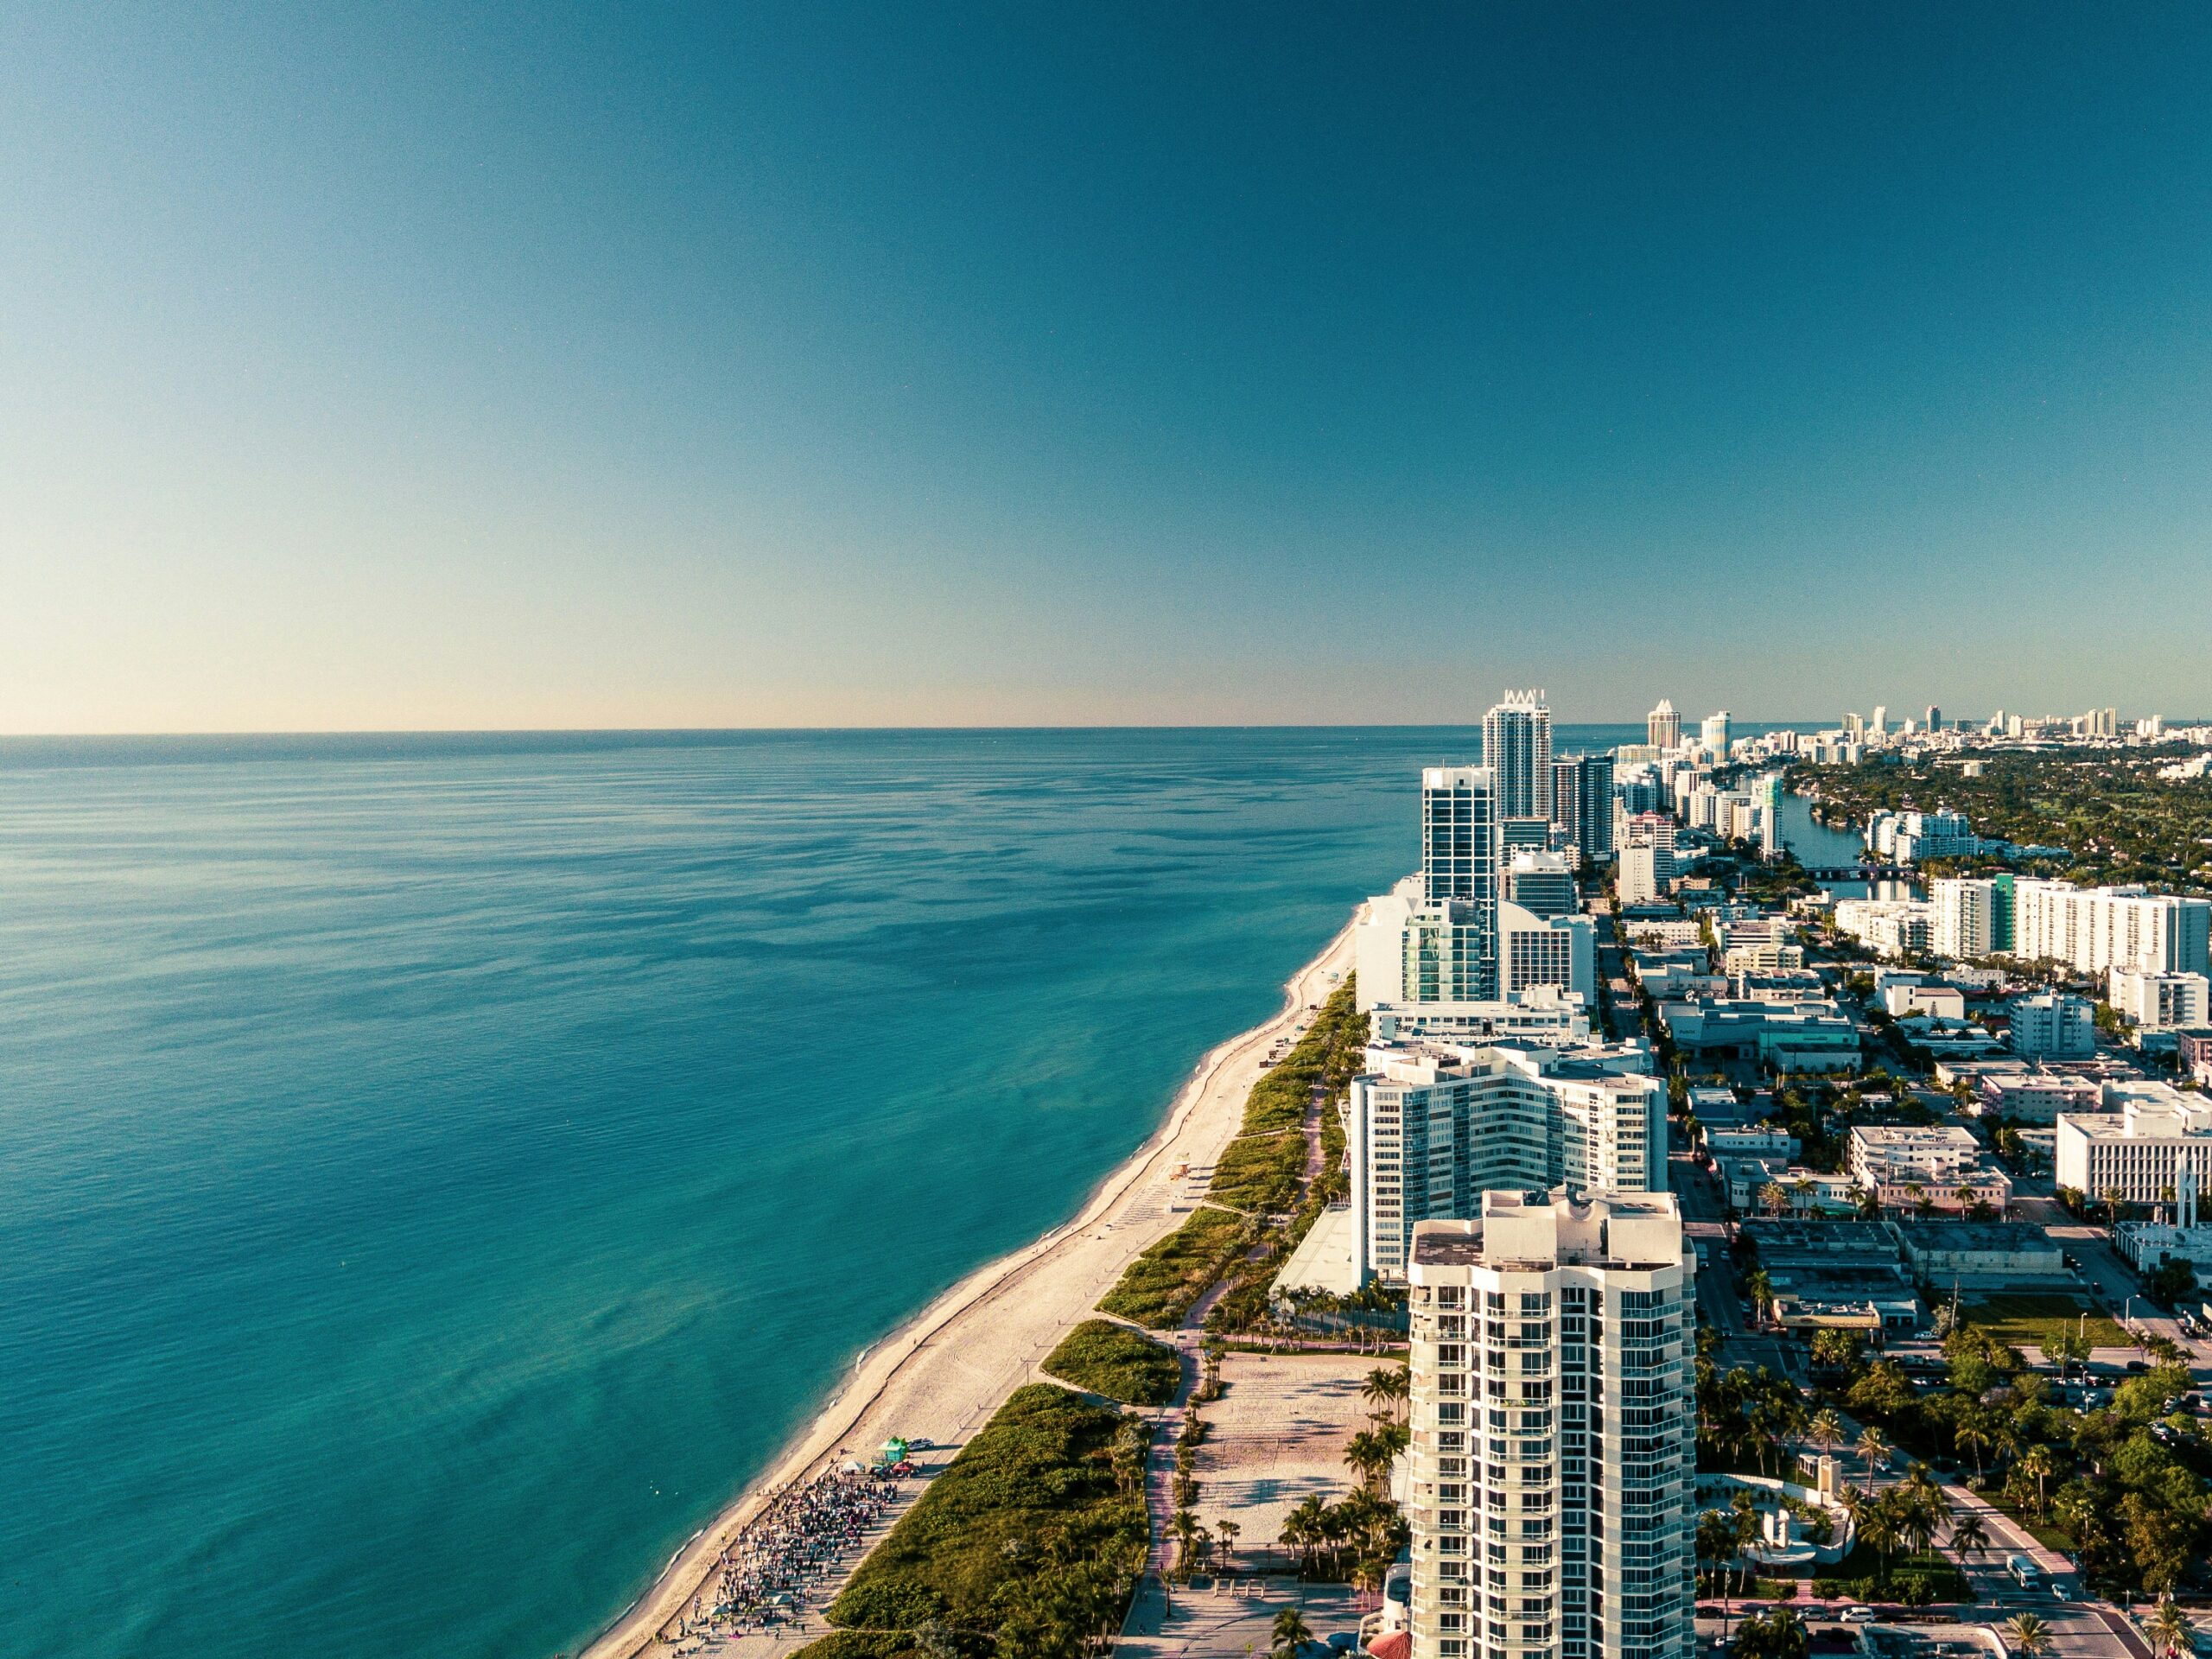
(6, 5), (2212, 733)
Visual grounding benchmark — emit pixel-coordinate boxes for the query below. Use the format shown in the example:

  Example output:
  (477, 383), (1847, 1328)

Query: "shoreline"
(578, 900), (1370, 1659)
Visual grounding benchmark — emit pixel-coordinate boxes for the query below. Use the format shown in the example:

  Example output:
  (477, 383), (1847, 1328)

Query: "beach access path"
(583, 902), (1370, 1659)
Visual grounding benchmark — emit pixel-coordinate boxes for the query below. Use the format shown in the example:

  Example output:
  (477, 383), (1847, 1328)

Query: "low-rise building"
(2055, 1089), (2212, 1205)
(1885, 1221), (2068, 1285)
(2010, 991), (2096, 1062)
(1849, 1124), (2012, 1213)
(1740, 1219), (1921, 1331)
(1973, 1068), (2103, 1124)
(1883, 982), (1966, 1020)
(1703, 1125), (1801, 1161)
(1661, 999), (1861, 1075)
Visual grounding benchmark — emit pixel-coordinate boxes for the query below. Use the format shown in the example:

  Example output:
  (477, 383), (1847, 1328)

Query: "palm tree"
(2145, 1603), (2196, 1659)
(1808, 1408), (1844, 1464)
(1761, 1182), (1789, 1217)
(1955, 1412), (1993, 1479)
(1344, 1429), (1391, 1492)
(1948, 1512), (1991, 1562)
(2018, 1445), (2055, 1518)
(1272, 1606), (1315, 1657)
(1856, 1425), (1891, 1485)
(1858, 1497), (1904, 1586)
(2007, 1613), (2052, 1659)
(1171, 1506), (1200, 1581)
(1955, 1183), (1977, 1213)
(1216, 1518), (1240, 1567)
(1361, 1368), (1396, 1422)
(1745, 1268), (1775, 1328)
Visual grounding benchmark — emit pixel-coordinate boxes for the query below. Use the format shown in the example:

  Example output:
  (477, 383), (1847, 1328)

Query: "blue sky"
(4, 3), (2210, 730)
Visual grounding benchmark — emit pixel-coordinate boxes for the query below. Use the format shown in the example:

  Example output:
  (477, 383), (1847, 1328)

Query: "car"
(1840, 1607), (1878, 1624)
(2126, 1359), (2148, 1373)
(2050, 1580), (2072, 1602)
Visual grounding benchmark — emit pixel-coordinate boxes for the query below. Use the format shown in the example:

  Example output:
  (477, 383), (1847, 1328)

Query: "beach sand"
(581, 902), (1370, 1659)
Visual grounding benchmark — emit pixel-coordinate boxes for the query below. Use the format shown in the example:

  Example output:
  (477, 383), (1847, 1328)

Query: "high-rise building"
(1499, 903), (1596, 1004)
(1752, 773), (1783, 857)
(1924, 705), (1942, 732)
(1506, 850), (1579, 919)
(2012, 881), (2212, 978)
(1405, 1191), (1694, 1659)
(1646, 700), (1681, 752)
(1870, 705), (1888, 736)
(1699, 710), (1731, 756)
(1484, 691), (1554, 823)
(1551, 754), (1616, 862)
(1930, 877), (1999, 961)
(1351, 1053), (1665, 1281)
(1424, 766), (1498, 906)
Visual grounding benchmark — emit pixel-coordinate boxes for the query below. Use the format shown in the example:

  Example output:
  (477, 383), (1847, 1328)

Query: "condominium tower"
(1405, 1191), (1695, 1659)
(2012, 881), (2212, 978)
(1348, 1043), (1666, 1281)
(1645, 700), (1681, 752)
(1484, 692), (1555, 823)
(1551, 754), (1617, 862)
(1425, 766), (1500, 906)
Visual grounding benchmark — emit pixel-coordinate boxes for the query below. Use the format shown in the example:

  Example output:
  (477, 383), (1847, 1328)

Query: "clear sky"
(4, 4), (2211, 732)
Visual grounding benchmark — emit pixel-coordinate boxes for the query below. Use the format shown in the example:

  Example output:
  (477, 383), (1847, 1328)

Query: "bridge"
(1796, 864), (1913, 882)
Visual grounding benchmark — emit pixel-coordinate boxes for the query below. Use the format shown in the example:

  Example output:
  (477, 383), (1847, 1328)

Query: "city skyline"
(7, 6), (2212, 731)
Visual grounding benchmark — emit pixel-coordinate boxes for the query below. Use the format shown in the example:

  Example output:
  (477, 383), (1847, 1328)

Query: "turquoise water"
(0, 727), (1640, 1658)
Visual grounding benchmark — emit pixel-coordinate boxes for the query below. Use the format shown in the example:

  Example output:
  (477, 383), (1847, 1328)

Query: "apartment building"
(2056, 1088), (2212, 1205)
(2012, 880), (2212, 978)
(1848, 1124), (2012, 1212)
(1404, 1191), (1694, 1659)
(1347, 1042), (1666, 1282)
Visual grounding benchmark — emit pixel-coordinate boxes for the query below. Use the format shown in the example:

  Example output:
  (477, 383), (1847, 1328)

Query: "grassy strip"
(804, 1384), (1147, 1659)
(1096, 1205), (1256, 1329)
(1207, 1130), (1304, 1213)
(1040, 1319), (1183, 1407)
(1962, 1293), (2128, 1352)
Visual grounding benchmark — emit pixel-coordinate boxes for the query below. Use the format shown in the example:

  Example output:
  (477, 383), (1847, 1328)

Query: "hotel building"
(1484, 693), (1555, 824)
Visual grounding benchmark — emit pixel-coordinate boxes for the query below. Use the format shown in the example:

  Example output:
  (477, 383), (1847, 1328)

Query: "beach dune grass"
(1206, 1129), (1304, 1212)
(804, 1383), (1146, 1659)
(1961, 1292), (2128, 1352)
(1203, 980), (1366, 1214)
(1039, 1319), (1183, 1406)
(1096, 1205), (1255, 1329)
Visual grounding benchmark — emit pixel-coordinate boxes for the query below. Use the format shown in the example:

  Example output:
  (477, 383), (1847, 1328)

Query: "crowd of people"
(700, 1465), (907, 1638)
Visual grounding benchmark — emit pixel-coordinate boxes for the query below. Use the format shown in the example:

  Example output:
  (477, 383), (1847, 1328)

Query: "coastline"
(579, 899), (1370, 1659)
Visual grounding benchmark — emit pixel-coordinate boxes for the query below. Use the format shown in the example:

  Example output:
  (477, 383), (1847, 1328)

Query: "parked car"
(1840, 1607), (1878, 1624)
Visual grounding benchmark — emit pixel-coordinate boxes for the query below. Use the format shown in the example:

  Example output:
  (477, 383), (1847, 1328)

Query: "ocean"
(0, 724), (1641, 1659)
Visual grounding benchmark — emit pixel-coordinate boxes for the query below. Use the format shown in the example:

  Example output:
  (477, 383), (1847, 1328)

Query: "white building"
(1359, 894), (1499, 1007)
(1484, 692), (1555, 823)
(2107, 968), (2211, 1032)
(1848, 1124), (2011, 1211)
(1648, 699), (1681, 751)
(1500, 901), (1597, 1006)
(1368, 988), (1598, 1047)
(2009, 991), (2095, 1062)
(1930, 877), (2000, 962)
(1700, 709), (1732, 757)
(1833, 897), (1933, 959)
(1883, 982), (1965, 1020)
(1347, 1042), (1668, 1281)
(1865, 809), (1980, 864)
(2056, 1091), (2212, 1205)
(1405, 1191), (1694, 1659)
(1618, 841), (1668, 906)
(2012, 880), (2212, 978)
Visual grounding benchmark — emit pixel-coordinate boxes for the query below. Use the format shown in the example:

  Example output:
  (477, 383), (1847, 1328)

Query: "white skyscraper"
(1349, 1049), (1664, 1281)
(1645, 700), (1681, 752)
(1930, 877), (1999, 961)
(1484, 692), (1554, 823)
(1699, 710), (1731, 757)
(1406, 1191), (1694, 1659)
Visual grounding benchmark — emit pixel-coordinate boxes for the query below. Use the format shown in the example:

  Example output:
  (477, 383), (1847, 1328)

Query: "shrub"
(1040, 1319), (1183, 1406)
(1097, 1205), (1255, 1328)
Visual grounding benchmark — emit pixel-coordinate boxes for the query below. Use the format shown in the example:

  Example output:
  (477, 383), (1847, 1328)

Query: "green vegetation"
(807, 1383), (1147, 1659)
(1959, 1293), (2127, 1353)
(1785, 749), (2212, 895)
(1039, 1319), (1182, 1407)
(1096, 1205), (1255, 1328)
(1818, 1319), (2210, 1596)
(1205, 982), (1368, 1213)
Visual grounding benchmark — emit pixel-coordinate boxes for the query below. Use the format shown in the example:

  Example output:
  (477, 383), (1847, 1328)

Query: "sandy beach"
(579, 900), (1369, 1659)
